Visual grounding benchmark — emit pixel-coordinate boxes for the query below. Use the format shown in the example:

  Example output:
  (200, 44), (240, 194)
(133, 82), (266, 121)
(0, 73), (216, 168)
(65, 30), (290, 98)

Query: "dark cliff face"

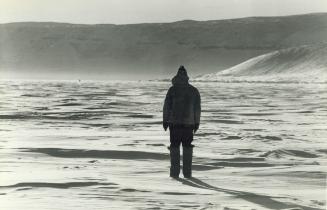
(1, 13), (327, 79)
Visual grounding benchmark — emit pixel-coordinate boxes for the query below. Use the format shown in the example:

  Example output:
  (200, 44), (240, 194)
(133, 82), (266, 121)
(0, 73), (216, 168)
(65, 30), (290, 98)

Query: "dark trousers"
(169, 126), (193, 148)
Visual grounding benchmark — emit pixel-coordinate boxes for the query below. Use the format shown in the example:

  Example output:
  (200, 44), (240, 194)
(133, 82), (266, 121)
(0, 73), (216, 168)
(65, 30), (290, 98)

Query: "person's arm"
(163, 87), (172, 131)
(194, 89), (201, 132)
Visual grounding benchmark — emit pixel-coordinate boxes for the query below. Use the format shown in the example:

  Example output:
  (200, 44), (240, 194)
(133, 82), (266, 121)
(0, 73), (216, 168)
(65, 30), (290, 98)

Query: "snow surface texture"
(195, 44), (327, 83)
(0, 80), (326, 210)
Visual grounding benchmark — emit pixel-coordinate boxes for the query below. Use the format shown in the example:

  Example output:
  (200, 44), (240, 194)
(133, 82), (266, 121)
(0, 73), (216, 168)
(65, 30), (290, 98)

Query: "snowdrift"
(195, 44), (327, 83)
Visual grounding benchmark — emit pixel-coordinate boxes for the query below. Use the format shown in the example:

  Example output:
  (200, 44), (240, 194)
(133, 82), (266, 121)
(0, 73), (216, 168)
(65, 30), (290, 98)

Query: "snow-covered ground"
(0, 80), (326, 210)
(195, 44), (327, 83)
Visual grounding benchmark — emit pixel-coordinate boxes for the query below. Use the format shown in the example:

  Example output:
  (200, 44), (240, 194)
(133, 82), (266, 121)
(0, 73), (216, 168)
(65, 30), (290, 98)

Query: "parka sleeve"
(163, 87), (172, 123)
(194, 89), (201, 125)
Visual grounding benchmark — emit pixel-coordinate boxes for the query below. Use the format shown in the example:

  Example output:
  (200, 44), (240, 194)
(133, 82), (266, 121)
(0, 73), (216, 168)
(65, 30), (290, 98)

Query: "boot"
(169, 146), (180, 178)
(183, 146), (193, 178)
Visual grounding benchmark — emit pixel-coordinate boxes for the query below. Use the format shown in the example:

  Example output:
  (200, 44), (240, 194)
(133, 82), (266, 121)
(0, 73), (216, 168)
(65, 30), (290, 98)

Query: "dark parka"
(163, 74), (201, 126)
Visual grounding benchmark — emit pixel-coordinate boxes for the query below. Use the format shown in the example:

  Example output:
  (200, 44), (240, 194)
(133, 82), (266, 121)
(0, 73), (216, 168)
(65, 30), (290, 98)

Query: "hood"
(172, 74), (189, 86)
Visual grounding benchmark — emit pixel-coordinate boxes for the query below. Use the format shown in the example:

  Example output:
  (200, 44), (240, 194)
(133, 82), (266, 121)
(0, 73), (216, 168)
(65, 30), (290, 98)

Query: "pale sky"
(1, 0), (327, 24)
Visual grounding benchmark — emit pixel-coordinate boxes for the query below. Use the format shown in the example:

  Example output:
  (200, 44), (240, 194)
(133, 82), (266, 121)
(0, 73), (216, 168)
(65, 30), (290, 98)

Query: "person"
(163, 65), (201, 178)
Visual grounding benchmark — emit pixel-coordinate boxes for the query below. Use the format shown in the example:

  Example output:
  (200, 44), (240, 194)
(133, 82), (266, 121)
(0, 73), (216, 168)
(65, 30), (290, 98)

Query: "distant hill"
(195, 44), (327, 83)
(1, 13), (327, 79)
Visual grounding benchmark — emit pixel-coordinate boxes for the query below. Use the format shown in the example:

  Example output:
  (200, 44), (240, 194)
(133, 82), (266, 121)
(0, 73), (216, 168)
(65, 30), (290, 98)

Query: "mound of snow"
(195, 44), (327, 83)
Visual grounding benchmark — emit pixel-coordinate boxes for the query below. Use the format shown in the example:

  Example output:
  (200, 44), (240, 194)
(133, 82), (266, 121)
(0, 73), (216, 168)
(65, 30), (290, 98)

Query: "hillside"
(1, 13), (327, 79)
(195, 44), (327, 83)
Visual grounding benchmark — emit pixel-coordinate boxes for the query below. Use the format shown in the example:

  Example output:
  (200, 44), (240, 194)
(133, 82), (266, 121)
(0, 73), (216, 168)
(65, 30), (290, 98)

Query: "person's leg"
(170, 126), (182, 148)
(181, 127), (193, 147)
(181, 127), (194, 178)
(169, 126), (181, 178)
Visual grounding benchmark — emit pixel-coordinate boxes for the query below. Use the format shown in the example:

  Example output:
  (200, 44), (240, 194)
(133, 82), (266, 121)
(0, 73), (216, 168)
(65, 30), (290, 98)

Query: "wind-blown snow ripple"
(0, 80), (326, 210)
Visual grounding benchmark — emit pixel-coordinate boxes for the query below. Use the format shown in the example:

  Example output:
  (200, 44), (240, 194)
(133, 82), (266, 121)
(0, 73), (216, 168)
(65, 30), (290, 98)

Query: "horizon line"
(1, 12), (326, 26)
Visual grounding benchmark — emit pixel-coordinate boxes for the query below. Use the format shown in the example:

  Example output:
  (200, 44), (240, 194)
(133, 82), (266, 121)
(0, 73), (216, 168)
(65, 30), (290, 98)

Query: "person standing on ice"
(163, 65), (201, 178)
